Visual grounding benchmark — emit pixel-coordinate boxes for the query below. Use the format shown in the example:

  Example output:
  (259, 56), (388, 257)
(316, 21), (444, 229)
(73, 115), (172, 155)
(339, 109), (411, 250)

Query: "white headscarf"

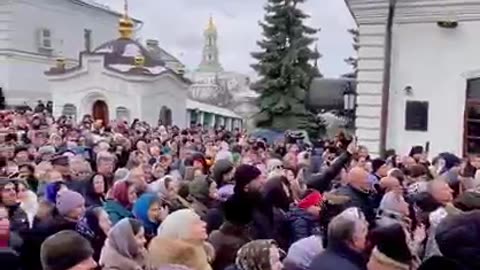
(157, 209), (200, 240)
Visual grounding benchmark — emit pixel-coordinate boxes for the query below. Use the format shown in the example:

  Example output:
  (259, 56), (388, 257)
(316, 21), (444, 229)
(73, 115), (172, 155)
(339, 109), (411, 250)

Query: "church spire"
(207, 15), (216, 32)
(118, 0), (134, 39)
(197, 15), (223, 72)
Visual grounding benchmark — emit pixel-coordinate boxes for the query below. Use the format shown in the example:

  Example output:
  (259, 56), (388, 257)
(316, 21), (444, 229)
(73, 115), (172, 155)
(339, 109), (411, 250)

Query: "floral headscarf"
(235, 240), (283, 270)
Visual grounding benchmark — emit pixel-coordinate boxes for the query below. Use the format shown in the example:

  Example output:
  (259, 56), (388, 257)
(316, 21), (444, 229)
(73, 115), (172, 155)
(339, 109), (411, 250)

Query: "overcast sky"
(101, 0), (356, 78)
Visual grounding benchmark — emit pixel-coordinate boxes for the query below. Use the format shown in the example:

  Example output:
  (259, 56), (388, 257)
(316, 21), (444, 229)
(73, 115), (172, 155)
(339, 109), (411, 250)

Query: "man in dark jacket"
(309, 207), (368, 270)
(334, 168), (377, 227)
(435, 210), (480, 270)
(226, 164), (271, 240)
(0, 179), (29, 232)
(307, 139), (356, 193)
(41, 230), (96, 270)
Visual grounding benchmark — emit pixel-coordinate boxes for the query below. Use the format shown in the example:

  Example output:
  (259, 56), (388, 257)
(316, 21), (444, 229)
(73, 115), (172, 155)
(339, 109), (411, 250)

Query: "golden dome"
(119, 0), (134, 39)
(206, 15), (216, 32)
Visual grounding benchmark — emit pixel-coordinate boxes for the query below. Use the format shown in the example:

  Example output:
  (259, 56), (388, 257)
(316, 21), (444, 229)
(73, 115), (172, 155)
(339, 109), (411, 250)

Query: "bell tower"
(197, 16), (223, 72)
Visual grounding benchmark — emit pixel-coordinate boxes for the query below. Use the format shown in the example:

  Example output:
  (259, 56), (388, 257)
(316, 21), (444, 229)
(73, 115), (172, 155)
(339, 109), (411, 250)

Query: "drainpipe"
(379, 0), (397, 158)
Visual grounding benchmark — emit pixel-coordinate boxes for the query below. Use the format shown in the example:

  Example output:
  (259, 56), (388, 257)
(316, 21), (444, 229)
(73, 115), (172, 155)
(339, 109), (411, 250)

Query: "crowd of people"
(0, 108), (479, 270)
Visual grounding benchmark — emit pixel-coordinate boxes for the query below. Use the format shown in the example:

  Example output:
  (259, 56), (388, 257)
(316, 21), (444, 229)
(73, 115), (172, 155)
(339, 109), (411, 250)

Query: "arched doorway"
(92, 100), (109, 125)
(159, 106), (172, 126)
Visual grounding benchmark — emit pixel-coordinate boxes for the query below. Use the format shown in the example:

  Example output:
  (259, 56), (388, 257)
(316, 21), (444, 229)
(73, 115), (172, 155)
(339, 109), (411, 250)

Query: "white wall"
(348, 0), (480, 157)
(2, 0), (131, 104)
(140, 75), (188, 127)
(49, 54), (188, 127)
(388, 21), (480, 157)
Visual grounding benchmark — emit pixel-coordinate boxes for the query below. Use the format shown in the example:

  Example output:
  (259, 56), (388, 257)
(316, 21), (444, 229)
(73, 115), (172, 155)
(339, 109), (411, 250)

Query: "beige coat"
(148, 237), (212, 270)
(99, 241), (147, 270)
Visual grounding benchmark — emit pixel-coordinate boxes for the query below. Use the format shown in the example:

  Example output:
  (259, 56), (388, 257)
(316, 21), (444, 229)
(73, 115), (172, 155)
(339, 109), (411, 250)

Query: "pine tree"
(342, 28), (359, 78)
(251, 0), (321, 133)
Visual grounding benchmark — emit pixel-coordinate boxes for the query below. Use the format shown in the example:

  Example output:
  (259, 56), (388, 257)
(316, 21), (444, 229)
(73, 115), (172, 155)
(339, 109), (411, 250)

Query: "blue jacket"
(288, 206), (320, 242)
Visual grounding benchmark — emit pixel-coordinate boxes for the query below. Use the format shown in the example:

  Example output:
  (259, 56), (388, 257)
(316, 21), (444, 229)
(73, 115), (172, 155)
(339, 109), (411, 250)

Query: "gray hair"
(96, 151), (116, 165)
(327, 207), (367, 247)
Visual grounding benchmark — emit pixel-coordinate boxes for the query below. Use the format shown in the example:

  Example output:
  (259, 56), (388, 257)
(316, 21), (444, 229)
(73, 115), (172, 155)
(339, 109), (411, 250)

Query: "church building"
(0, 0), (136, 105)
(185, 17), (259, 128)
(44, 4), (244, 129)
(347, 0), (480, 157)
(45, 8), (189, 127)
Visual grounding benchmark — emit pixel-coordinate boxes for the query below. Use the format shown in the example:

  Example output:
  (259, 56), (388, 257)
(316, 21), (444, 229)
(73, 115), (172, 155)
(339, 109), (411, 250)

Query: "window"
(116, 106), (130, 122)
(42, 29), (51, 38)
(465, 78), (480, 154)
(62, 104), (77, 122)
(38, 28), (53, 53)
(405, 101), (428, 131)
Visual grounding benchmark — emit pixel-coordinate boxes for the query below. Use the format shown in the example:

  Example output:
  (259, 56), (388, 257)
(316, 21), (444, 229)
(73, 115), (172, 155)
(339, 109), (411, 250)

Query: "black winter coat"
(307, 152), (352, 193)
(334, 184), (377, 227)
(309, 244), (367, 270)
(20, 214), (77, 270)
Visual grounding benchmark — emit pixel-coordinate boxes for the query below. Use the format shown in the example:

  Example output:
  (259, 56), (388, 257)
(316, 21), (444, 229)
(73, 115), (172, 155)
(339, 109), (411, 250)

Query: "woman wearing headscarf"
(99, 218), (147, 270)
(132, 193), (168, 243)
(85, 174), (107, 207)
(43, 181), (68, 204)
(148, 209), (213, 270)
(76, 206), (112, 263)
(104, 181), (136, 225)
(227, 240), (284, 270)
(211, 159), (235, 201)
(149, 175), (189, 212)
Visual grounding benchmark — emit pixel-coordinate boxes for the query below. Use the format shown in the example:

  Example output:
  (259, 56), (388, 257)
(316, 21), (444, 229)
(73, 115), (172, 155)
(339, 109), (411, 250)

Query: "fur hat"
(40, 230), (93, 270)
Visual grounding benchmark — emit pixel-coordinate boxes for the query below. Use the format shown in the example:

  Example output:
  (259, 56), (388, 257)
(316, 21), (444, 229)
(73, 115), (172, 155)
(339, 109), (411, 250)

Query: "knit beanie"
(234, 164), (261, 194)
(56, 190), (85, 217)
(298, 191), (323, 209)
(372, 158), (386, 173)
(40, 230), (93, 270)
(369, 224), (412, 269)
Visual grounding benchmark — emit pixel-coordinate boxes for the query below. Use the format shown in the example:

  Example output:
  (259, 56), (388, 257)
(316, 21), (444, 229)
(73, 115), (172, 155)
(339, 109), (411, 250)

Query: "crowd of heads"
(0, 107), (478, 270)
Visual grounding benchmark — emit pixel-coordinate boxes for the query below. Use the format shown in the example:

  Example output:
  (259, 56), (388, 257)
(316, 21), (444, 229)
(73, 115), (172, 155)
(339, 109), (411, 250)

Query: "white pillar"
(186, 110), (191, 128)
(199, 111), (205, 126)
(211, 114), (216, 128)
(225, 118), (232, 131)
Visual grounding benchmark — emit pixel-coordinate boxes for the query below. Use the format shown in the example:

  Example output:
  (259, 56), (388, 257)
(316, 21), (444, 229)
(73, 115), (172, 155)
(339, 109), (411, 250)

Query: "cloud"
(101, 0), (356, 77)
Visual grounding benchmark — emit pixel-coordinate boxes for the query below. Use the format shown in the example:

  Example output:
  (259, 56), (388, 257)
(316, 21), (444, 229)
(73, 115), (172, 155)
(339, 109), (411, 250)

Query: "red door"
(92, 100), (109, 126)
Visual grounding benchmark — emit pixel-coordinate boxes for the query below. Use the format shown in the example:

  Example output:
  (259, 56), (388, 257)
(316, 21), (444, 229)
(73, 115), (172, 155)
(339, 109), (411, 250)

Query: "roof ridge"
(70, 0), (142, 23)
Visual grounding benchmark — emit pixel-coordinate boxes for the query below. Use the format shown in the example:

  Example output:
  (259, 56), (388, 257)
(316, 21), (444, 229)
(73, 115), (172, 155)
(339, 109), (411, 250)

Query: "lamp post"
(343, 82), (356, 130)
